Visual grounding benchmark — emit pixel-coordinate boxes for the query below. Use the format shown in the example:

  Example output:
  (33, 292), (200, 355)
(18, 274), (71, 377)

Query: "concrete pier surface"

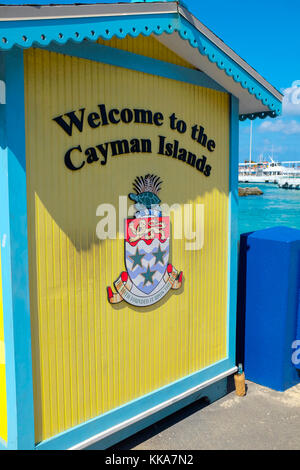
(110, 381), (300, 451)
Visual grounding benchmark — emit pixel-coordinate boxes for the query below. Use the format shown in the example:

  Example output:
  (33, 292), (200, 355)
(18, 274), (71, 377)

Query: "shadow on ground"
(106, 376), (237, 450)
(110, 396), (210, 450)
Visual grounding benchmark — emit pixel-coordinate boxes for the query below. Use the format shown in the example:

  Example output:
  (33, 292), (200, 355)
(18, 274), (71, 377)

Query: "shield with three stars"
(125, 216), (170, 296)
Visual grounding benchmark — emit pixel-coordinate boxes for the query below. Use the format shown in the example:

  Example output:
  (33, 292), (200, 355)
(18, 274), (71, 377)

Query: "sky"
(181, 0), (300, 163)
(98, 0), (300, 163)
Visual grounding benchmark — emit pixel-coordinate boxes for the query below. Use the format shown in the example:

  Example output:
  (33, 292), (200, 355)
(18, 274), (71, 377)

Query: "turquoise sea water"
(238, 183), (300, 236)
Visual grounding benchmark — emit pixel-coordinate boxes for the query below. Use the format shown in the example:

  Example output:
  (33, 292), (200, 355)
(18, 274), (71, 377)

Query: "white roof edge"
(179, 5), (283, 101)
(0, 2), (179, 21)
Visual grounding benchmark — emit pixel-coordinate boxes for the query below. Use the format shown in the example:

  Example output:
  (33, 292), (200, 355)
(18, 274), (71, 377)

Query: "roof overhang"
(0, 1), (283, 120)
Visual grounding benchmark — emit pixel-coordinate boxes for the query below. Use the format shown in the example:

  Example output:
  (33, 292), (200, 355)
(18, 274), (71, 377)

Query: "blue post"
(0, 48), (35, 449)
(240, 226), (300, 391)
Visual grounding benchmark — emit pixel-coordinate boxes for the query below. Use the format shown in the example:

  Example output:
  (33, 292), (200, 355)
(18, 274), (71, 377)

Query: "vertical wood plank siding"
(24, 37), (229, 443)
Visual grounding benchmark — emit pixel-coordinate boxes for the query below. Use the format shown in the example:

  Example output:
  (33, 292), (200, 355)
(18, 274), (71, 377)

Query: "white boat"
(239, 121), (300, 184)
(239, 163), (268, 183)
(277, 171), (300, 189)
(239, 160), (299, 184)
(239, 159), (300, 184)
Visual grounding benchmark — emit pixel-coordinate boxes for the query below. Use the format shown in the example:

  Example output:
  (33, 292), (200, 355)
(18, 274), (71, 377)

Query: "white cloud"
(259, 119), (300, 135)
(282, 81), (300, 116)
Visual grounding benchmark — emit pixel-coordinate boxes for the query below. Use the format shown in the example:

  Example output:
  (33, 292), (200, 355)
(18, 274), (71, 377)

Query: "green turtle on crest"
(129, 174), (162, 211)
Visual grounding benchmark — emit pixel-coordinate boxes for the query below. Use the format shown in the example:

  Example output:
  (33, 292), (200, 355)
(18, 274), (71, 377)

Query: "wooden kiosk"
(0, 0), (282, 450)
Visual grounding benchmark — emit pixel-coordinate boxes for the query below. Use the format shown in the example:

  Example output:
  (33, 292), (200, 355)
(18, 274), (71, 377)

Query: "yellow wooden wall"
(24, 37), (229, 443)
(0, 249), (7, 443)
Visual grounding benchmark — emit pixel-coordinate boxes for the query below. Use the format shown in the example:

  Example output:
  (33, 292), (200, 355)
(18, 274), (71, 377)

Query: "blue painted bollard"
(239, 226), (300, 392)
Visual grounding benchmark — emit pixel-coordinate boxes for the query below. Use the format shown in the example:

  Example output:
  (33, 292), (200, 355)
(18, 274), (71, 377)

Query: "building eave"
(178, 5), (282, 103)
(0, 1), (283, 120)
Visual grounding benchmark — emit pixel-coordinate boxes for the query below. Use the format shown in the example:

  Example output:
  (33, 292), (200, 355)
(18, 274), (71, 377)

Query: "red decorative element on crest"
(167, 264), (173, 274)
(126, 217), (170, 247)
(107, 286), (113, 299)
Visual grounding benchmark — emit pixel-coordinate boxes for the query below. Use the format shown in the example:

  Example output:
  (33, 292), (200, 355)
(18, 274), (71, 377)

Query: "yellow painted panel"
(97, 34), (195, 69)
(24, 47), (229, 443)
(0, 248), (7, 443)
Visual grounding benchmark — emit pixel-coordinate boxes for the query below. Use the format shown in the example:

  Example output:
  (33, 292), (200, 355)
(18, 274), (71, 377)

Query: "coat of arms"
(107, 174), (183, 306)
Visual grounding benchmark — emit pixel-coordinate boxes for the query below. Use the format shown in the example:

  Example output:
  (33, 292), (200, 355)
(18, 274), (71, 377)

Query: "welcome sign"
(53, 104), (217, 176)
(24, 46), (230, 443)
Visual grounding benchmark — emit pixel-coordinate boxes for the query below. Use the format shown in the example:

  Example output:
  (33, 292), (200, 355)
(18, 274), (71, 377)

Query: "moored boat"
(277, 173), (300, 189)
(239, 159), (300, 184)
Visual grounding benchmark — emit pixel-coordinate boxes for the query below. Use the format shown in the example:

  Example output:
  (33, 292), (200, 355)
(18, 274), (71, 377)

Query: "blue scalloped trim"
(0, 11), (282, 118)
(175, 18), (282, 118)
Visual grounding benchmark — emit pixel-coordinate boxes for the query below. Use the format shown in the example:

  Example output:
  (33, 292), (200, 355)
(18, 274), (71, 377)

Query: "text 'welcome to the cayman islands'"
(53, 104), (217, 177)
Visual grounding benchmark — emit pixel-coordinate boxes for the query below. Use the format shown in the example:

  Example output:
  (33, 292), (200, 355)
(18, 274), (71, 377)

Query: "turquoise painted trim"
(177, 16), (282, 118)
(0, 11), (282, 117)
(0, 50), (18, 451)
(239, 111), (277, 121)
(0, 437), (7, 450)
(85, 377), (227, 450)
(0, 48), (35, 450)
(0, 13), (179, 49)
(36, 358), (234, 450)
(44, 41), (227, 93)
(227, 94), (239, 364)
